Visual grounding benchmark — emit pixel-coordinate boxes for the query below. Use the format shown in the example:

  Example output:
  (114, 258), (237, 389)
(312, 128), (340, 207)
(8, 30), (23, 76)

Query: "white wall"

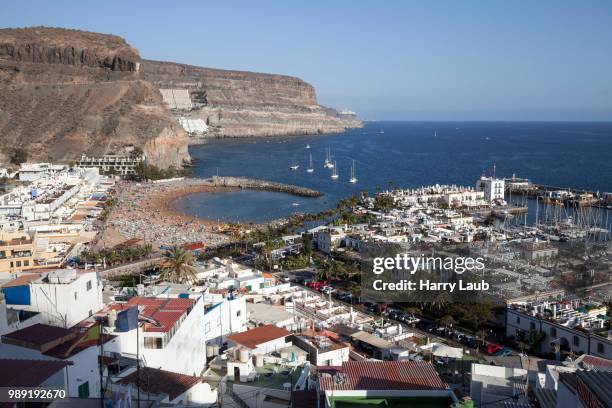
(253, 337), (290, 355)
(11, 271), (103, 328)
(0, 338), (119, 398)
(114, 296), (206, 376)
(316, 346), (350, 366)
(506, 309), (612, 359)
(0, 301), (43, 335)
(204, 297), (247, 345)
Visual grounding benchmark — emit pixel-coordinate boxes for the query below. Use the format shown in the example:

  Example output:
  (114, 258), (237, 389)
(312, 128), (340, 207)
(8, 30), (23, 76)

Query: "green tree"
(160, 247), (198, 284)
(9, 148), (28, 165)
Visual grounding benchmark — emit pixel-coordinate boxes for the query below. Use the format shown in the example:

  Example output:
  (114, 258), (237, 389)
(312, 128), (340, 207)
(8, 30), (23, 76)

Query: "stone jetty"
(207, 176), (323, 197)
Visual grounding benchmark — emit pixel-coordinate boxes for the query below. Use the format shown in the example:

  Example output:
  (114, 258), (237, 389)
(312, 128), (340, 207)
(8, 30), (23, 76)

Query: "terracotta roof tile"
(227, 324), (290, 349)
(0, 359), (70, 387)
(119, 366), (200, 400)
(1, 274), (41, 288)
(319, 361), (448, 391)
(112, 297), (196, 333)
(1, 323), (74, 351)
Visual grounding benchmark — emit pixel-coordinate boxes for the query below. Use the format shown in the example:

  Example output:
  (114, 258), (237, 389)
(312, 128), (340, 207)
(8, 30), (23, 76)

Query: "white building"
(476, 176), (505, 203)
(18, 163), (67, 182)
(442, 189), (486, 208)
(203, 295), (247, 345)
(293, 333), (350, 366)
(506, 307), (612, 360)
(108, 296), (206, 376)
(116, 366), (217, 406)
(0, 322), (120, 398)
(2, 269), (103, 328)
(315, 226), (347, 254)
(227, 324), (291, 355)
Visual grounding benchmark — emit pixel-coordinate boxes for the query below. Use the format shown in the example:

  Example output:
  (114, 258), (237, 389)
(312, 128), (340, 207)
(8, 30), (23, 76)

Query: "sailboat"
(323, 148), (334, 169)
(307, 154), (314, 173)
(305, 144), (311, 149)
(349, 160), (357, 184)
(289, 158), (299, 170)
(331, 161), (339, 179)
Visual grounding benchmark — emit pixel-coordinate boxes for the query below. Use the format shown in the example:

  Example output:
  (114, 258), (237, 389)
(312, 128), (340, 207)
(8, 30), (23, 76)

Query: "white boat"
(306, 154), (314, 173)
(289, 158), (299, 170)
(306, 144), (311, 149)
(331, 161), (339, 179)
(349, 159), (357, 184)
(323, 148), (334, 169)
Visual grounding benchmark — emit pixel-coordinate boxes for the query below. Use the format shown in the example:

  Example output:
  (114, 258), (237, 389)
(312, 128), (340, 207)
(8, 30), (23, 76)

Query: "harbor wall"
(208, 176), (323, 197)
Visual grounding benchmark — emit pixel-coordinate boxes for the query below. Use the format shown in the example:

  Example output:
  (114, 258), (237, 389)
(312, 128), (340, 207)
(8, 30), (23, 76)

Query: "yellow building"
(0, 232), (68, 273)
(0, 235), (35, 272)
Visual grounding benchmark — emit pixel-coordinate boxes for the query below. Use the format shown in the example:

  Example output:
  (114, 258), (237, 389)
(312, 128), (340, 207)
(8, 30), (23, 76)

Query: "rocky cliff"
(0, 27), (189, 168)
(142, 60), (362, 138)
(0, 27), (360, 168)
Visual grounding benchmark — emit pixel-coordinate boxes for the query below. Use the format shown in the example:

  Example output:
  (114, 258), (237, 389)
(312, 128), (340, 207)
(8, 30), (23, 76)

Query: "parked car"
(460, 335), (476, 347)
(495, 347), (513, 357)
(485, 343), (503, 355)
(387, 310), (401, 320)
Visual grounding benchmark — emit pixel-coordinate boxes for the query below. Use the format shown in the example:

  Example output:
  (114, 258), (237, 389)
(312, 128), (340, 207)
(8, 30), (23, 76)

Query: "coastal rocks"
(142, 127), (190, 169)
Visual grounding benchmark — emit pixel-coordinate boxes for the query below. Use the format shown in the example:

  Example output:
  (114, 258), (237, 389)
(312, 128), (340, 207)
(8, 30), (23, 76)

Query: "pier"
(506, 182), (612, 208)
(207, 176), (323, 197)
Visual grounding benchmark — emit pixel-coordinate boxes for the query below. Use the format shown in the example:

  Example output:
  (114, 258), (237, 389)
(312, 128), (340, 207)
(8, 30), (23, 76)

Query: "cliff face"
(0, 27), (360, 168)
(142, 60), (362, 138)
(0, 27), (189, 168)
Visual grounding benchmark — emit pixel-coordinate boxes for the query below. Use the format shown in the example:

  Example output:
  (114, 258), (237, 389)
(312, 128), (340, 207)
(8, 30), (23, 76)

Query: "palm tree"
(159, 247), (198, 284)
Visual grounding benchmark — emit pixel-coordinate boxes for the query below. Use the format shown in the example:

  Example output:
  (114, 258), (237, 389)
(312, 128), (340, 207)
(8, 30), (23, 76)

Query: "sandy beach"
(100, 179), (233, 249)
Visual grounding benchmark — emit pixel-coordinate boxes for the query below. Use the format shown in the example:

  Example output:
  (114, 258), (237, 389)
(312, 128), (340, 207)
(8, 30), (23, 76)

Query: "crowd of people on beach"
(106, 180), (230, 248)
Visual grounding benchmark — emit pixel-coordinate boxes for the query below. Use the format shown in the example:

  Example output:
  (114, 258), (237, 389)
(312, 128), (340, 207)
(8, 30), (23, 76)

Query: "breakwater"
(207, 176), (323, 197)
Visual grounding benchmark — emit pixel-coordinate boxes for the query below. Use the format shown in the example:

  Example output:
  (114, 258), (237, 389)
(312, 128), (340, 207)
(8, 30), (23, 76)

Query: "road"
(275, 269), (492, 360)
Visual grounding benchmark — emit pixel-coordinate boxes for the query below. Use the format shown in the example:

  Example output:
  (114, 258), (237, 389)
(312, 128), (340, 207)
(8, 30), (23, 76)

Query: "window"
(16, 261), (21, 267)
(86, 281), (92, 291)
(236, 310), (241, 317)
(23, 260), (29, 266)
(516, 316), (521, 324)
(205, 322), (211, 334)
(74, 292), (78, 300)
(573, 336), (580, 347)
(550, 327), (557, 338)
(89, 310), (93, 316)
(529, 322), (536, 331)
(598, 343), (605, 354)
(144, 337), (164, 349)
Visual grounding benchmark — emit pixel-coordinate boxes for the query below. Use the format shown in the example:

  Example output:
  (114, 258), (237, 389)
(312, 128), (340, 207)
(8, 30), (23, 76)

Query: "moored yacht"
(349, 159), (357, 184)
(307, 154), (314, 173)
(331, 161), (339, 179)
(323, 148), (334, 169)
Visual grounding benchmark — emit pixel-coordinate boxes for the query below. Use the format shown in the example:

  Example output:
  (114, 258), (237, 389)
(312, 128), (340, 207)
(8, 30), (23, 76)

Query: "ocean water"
(175, 122), (612, 223)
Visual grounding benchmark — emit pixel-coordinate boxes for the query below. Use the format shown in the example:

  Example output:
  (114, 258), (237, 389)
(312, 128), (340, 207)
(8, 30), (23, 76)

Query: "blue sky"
(2, 0), (612, 121)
